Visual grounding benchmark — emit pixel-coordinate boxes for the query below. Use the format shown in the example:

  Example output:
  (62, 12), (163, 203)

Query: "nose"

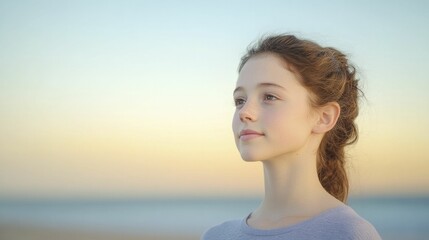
(239, 103), (257, 122)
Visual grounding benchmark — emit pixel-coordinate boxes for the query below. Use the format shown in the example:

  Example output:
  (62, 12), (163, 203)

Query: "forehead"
(236, 53), (302, 91)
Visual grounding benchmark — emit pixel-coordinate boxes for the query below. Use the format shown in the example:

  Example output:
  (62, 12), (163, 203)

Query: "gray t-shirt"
(201, 204), (382, 240)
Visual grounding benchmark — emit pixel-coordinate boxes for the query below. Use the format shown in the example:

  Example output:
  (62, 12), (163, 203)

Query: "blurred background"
(1, 0), (428, 239)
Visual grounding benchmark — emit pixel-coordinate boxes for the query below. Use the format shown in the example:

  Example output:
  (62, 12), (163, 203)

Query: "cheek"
(263, 108), (289, 130)
(232, 112), (243, 148)
(232, 112), (240, 135)
(264, 108), (310, 142)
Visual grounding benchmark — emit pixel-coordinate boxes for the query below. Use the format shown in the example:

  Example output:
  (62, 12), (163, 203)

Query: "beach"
(0, 223), (199, 240)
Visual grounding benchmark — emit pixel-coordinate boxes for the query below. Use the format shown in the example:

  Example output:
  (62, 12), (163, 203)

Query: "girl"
(202, 34), (382, 240)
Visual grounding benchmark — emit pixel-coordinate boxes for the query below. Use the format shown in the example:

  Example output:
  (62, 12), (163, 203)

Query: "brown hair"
(238, 34), (364, 203)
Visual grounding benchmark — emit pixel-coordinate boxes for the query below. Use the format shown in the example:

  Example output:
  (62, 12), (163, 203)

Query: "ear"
(311, 102), (341, 134)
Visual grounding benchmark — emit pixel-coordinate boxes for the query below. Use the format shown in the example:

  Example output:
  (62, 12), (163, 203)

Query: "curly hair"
(238, 34), (364, 203)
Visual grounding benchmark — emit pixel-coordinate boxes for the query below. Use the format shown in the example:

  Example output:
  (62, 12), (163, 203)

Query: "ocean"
(0, 195), (428, 239)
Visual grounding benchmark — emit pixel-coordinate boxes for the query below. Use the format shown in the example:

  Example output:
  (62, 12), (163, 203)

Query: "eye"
(234, 98), (245, 107)
(264, 94), (279, 101)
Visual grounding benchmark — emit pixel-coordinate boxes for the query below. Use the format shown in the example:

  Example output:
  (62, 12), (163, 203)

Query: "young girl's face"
(232, 53), (318, 162)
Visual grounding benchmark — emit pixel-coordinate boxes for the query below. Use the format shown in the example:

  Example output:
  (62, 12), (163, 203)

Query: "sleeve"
(348, 219), (383, 240)
(200, 223), (225, 240)
(200, 220), (242, 240)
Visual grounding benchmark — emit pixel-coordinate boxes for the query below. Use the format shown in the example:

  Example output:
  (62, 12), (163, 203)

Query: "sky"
(0, 0), (428, 199)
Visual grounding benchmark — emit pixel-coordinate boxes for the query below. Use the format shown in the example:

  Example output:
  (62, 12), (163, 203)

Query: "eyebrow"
(233, 82), (287, 95)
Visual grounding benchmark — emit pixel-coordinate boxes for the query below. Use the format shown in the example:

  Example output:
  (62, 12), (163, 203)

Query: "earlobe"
(311, 102), (340, 134)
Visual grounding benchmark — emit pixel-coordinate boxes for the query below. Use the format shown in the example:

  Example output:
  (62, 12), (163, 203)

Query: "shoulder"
(322, 205), (382, 240)
(201, 219), (242, 240)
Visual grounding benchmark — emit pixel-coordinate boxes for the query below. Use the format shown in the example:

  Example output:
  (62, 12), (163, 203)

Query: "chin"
(239, 151), (266, 162)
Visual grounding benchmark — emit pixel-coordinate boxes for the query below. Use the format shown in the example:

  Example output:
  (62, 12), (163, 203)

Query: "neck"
(255, 137), (341, 218)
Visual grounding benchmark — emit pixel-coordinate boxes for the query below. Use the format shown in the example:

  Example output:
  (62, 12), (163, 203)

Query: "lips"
(239, 129), (264, 140)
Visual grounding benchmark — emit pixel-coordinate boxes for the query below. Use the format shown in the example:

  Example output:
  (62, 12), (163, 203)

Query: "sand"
(0, 223), (200, 240)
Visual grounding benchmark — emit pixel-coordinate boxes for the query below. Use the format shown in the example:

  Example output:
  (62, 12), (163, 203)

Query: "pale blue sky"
(1, 0), (428, 105)
(1, 0), (428, 198)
